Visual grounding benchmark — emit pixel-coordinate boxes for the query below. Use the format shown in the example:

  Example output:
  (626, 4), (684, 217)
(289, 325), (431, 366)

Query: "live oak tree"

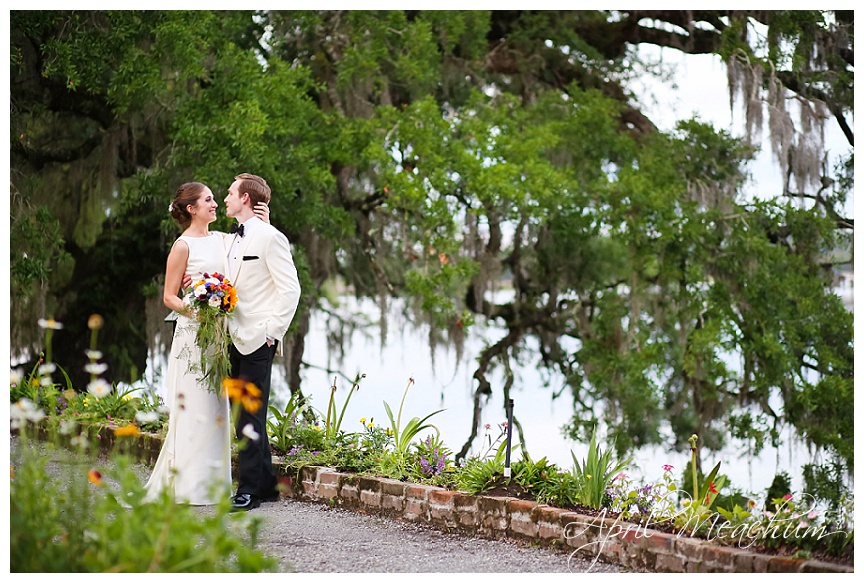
(9, 10), (852, 500)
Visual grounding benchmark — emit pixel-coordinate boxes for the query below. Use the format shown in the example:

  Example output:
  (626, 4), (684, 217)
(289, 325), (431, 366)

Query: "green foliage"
(328, 420), (394, 474)
(382, 377), (444, 455)
(802, 460), (850, 513)
(454, 455), (504, 495)
(267, 394), (327, 458)
(321, 374), (364, 442)
(569, 426), (631, 509)
(511, 454), (565, 505)
(405, 433), (455, 487)
(10, 205), (71, 300)
(715, 503), (753, 526)
(10, 433), (277, 572)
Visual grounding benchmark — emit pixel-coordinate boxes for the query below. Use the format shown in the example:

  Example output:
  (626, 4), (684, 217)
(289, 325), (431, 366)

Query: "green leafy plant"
(406, 433), (455, 486)
(383, 377), (444, 455)
(716, 502), (754, 527)
(540, 469), (583, 509)
(328, 419), (393, 473)
(454, 455), (504, 495)
(685, 434), (727, 511)
(606, 464), (679, 521)
(267, 392), (321, 455)
(570, 425), (632, 509)
(320, 373), (364, 441)
(512, 453), (561, 503)
(11, 423), (278, 572)
(454, 436), (515, 494)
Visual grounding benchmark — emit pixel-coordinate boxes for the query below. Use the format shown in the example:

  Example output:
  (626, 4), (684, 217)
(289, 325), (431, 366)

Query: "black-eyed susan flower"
(88, 469), (103, 486)
(113, 424), (140, 437)
(223, 378), (262, 413)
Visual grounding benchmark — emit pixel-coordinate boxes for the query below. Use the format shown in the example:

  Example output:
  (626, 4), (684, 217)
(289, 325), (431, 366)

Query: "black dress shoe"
(230, 493), (260, 512)
(259, 488), (280, 502)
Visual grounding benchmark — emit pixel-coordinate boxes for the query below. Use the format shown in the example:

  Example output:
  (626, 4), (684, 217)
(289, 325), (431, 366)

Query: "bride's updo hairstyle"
(169, 182), (208, 228)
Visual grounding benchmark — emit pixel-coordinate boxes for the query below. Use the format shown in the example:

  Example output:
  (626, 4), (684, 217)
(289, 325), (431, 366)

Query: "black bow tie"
(230, 223), (245, 237)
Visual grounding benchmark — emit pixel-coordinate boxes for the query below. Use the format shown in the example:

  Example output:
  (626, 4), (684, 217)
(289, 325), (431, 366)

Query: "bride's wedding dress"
(144, 233), (232, 505)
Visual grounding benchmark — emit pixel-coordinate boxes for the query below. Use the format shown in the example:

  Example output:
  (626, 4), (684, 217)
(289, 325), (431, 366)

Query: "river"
(144, 289), (852, 499)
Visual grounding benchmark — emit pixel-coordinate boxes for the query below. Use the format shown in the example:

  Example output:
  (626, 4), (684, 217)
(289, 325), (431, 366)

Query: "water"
(143, 294), (849, 498)
(288, 297), (822, 497)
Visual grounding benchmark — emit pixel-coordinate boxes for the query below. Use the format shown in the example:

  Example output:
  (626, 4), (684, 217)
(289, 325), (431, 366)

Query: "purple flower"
(287, 445), (303, 456)
(419, 449), (447, 476)
(420, 457), (432, 474)
(435, 454), (446, 474)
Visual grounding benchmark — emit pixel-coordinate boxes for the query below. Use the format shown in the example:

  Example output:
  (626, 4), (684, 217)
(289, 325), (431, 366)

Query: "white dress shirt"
(228, 216), (262, 281)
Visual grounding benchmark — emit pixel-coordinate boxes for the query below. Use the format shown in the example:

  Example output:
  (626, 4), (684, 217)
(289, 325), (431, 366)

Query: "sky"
(633, 42), (853, 215)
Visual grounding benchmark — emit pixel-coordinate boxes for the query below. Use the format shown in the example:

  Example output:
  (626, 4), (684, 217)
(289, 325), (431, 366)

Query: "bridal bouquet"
(184, 272), (238, 393)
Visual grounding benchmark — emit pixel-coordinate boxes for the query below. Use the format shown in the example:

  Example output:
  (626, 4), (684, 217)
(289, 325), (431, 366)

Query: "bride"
(144, 181), (267, 505)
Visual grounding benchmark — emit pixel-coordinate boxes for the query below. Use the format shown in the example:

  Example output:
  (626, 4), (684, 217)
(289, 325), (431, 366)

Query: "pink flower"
(662, 464), (674, 472)
(783, 493), (793, 501)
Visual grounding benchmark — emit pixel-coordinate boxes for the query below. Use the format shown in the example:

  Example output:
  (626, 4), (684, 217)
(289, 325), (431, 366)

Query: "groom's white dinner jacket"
(225, 217), (301, 356)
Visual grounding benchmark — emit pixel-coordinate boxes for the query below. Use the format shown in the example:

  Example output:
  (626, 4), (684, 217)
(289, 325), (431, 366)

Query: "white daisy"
(242, 424), (260, 442)
(87, 378), (112, 398)
(84, 362), (108, 375)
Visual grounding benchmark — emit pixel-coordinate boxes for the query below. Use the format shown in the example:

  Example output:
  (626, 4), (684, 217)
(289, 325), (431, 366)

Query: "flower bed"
(275, 463), (853, 574)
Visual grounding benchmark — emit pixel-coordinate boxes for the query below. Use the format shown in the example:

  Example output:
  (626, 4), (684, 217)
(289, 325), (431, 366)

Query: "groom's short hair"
(235, 173), (271, 206)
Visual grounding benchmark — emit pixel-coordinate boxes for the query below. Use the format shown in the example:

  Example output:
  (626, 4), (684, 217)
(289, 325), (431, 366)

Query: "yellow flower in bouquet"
(184, 272), (237, 393)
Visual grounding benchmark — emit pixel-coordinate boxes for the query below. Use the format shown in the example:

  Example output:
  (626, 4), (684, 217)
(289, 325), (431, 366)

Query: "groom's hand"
(181, 273), (192, 290)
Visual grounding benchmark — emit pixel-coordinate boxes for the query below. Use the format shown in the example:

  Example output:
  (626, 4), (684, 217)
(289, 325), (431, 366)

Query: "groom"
(223, 172), (301, 511)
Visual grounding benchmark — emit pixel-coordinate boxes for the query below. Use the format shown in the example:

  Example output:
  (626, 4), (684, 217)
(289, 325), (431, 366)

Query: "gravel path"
(218, 498), (628, 573)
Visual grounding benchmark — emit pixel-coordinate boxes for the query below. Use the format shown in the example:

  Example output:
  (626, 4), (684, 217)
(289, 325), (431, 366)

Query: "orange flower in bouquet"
(184, 272), (237, 393)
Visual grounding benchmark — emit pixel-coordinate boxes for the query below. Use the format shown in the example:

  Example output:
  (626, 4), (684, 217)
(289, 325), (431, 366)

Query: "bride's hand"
(254, 201), (271, 224)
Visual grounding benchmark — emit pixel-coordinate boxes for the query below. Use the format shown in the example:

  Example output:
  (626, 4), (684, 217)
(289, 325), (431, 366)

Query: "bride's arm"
(163, 240), (193, 316)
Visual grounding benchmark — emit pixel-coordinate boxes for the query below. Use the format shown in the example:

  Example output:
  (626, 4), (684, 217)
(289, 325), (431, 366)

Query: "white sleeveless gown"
(144, 233), (232, 505)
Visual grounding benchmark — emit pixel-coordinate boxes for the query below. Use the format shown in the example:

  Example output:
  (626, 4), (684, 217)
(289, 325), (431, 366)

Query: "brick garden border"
(277, 464), (853, 574)
(26, 427), (851, 573)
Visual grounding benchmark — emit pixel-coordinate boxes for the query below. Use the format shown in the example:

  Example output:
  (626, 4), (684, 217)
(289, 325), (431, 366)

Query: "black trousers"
(228, 341), (278, 497)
